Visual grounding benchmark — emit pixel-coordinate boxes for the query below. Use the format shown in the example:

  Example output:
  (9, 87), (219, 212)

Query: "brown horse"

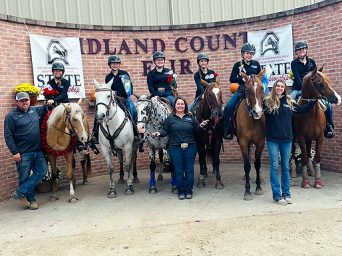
(195, 78), (224, 189)
(236, 70), (265, 200)
(294, 67), (341, 188)
(42, 99), (90, 202)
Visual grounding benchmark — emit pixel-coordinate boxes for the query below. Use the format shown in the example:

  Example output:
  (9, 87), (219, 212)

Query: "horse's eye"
(73, 118), (77, 121)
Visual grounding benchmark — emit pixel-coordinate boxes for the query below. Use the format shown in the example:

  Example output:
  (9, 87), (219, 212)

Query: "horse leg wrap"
(315, 162), (321, 179)
(302, 165), (309, 180)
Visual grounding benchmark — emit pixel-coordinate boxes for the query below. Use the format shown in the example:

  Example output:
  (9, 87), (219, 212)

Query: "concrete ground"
(0, 163), (342, 256)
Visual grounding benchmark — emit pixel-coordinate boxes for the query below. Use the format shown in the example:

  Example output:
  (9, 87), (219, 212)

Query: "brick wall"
(0, 1), (341, 201)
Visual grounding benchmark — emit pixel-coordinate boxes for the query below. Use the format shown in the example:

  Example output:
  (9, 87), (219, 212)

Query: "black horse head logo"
(47, 39), (69, 65)
(260, 32), (279, 56)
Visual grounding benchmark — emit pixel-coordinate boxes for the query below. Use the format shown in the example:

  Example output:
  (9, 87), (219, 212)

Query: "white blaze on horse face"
(253, 82), (263, 118)
(212, 87), (220, 101)
(333, 90), (342, 105)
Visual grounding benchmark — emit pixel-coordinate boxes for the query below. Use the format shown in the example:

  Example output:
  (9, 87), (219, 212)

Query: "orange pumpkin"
(90, 87), (96, 102)
(230, 83), (239, 94)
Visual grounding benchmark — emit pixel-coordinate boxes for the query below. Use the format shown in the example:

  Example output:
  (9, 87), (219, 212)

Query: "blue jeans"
(125, 97), (137, 122)
(267, 140), (292, 200)
(166, 95), (176, 107)
(290, 89), (301, 100)
(168, 143), (197, 195)
(15, 151), (48, 202)
(223, 91), (243, 132)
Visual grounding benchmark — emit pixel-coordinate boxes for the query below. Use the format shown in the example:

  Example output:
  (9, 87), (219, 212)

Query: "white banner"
(29, 34), (85, 99)
(248, 24), (293, 87)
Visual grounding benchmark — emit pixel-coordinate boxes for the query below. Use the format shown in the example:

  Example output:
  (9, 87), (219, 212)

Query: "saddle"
(158, 97), (173, 109)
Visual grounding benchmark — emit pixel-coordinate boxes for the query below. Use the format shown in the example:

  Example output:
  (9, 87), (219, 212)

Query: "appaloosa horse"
(136, 95), (176, 193)
(41, 99), (91, 202)
(195, 79), (224, 189)
(93, 78), (138, 197)
(294, 66), (341, 189)
(235, 70), (265, 200)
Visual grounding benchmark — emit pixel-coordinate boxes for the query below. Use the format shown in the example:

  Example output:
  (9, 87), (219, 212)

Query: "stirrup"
(324, 125), (335, 139)
(223, 128), (234, 140)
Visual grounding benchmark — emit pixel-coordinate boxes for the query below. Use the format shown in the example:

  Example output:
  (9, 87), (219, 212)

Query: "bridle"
(301, 73), (329, 102)
(95, 87), (118, 121)
(244, 75), (263, 119)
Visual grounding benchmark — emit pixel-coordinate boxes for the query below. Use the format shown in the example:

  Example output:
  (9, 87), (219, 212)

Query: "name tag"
(181, 143), (188, 149)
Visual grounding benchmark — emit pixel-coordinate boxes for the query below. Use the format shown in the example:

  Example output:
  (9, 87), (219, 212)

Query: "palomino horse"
(195, 79), (224, 189)
(136, 95), (176, 193)
(42, 99), (90, 202)
(294, 67), (341, 188)
(93, 78), (138, 197)
(236, 71), (265, 200)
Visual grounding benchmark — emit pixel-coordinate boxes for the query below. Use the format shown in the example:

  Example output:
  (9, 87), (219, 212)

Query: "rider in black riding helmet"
(90, 55), (144, 152)
(44, 62), (70, 106)
(290, 41), (335, 138)
(147, 51), (176, 106)
(189, 52), (217, 112)
(223, 43), (261, 140)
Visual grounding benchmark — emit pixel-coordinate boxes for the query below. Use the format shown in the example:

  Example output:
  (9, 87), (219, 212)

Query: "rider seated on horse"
(147, 51), (176, 107)
(290, 41), (335, 138)
(223, 43), (262, 140)
(90, 55), (143, 151)
(189, 52), (217, 112)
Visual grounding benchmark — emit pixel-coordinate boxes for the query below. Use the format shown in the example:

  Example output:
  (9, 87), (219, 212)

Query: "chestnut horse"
(236, 70), (265, 200)
(42, 99), (90, 202)
(294, 67), (341, 188)
(195, 78), (224, 189)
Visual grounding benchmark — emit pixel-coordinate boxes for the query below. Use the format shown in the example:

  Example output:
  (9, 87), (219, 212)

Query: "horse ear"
(77, 98), (82, 105)
(310, 67), (318, 78)
(106, 78), (114, 89)
(257, 69), (265, 80)
(241, 72), (249, 82)
(214, 76), (220, 88)
(318, 65), (324, 72)
(63, 103), (72, 113)
(93, 78), (100, 89)
(201, 79), (210, 88)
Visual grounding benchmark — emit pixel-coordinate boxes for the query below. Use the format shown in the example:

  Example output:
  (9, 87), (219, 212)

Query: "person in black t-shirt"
(189, 52), (216, 112)
(290, 41), (335, 138)
(223, 43), (261, 139)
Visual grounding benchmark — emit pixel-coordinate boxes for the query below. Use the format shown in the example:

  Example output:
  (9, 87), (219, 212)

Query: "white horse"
(136, 95), (176, 193)
(93, 78), (138, 197)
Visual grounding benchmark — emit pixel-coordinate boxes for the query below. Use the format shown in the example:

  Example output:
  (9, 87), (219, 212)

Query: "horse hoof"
(69, 196), (79, 203)
(125, 187), (134, 195)
(157, 174), (163, 181)
(255, 188), (264, 195)
(314, 179), (324, 189)
(49, 194), (59, 201)
(108, 189), (117, 198)
(215, 181), (224, 189)
(133, 177), (140, 184)
(149, 186), (158, 194)
(118, 178), (125, 184)
(301, 179), (311, 188)
(171, 186), (178, 194)
(197, 179), (206, 188)
(244, 193), (253, 201)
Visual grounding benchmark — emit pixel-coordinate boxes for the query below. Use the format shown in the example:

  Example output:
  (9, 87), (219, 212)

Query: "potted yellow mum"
(15, 83), (41, 105)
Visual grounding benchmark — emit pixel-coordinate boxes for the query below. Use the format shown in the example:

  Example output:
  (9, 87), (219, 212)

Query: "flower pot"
(36, 180), (52, 193)
(29, 95), (38, 106)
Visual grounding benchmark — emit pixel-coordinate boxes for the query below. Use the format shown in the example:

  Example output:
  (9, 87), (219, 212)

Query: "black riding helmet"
(51, 62), (65, 72)
(108, 55), (121, 65)
(197, 52), (209, 64)
(294, 41), (308, 51)
(241, 43), (256, 55)
(152, 51), (165, 61)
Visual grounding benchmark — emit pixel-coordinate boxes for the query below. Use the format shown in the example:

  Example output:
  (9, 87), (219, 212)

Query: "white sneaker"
(274, 198), (288, 206)
(284, 197), (293, 204)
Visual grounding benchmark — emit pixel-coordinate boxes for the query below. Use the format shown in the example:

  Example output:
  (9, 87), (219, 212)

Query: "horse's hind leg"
(212, 139), (224, 189)
(47, 154), (59, 201)
(197, 144), (207, 187)
(157, 149), (164, 181)
(305, 141), (314, 177)
(117, 150), (125, 184)
(254, 143), (264, 195)
(132, 141), (140, 184)
(240, 142), (252, 200)
(80, 152), (91, 185)
(313, 137), (324, 189)
(66, 153), (79, 203)
(298, 137), (311, 188)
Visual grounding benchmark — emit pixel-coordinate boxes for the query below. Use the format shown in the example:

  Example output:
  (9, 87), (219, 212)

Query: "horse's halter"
(95, 87), (118, 121)
(244, 75), (263, 119)
(53, 105), (81, 137)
